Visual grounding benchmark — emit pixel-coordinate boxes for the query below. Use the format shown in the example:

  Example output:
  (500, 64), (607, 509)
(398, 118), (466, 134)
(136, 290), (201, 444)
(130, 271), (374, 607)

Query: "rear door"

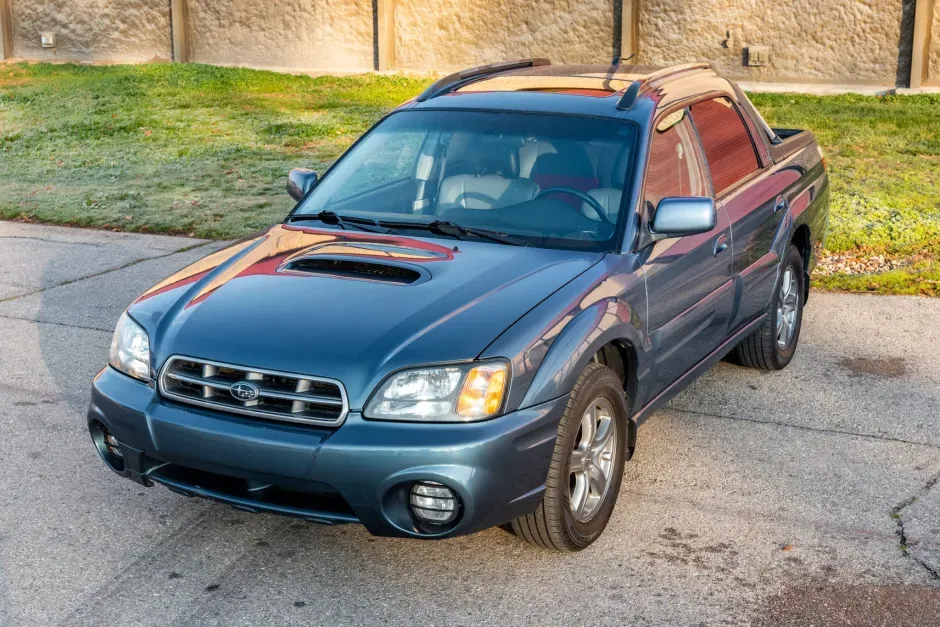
(689, 97), (790, 329)
(640, 109), (735, 402)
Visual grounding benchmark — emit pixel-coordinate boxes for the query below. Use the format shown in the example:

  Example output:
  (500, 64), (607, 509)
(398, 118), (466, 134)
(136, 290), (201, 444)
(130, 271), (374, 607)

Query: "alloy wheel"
(776, 265), (799, 349)
(568, 397), (617, 522)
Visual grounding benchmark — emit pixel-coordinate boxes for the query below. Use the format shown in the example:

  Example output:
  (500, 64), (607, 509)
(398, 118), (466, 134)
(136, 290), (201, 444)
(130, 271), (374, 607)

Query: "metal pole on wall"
(0, 0), (14, 60)
(620, 0), (639, 62)
(910, 0), (936, 88)
(170, 0), (190, 63)
(376, 0), (395, 71)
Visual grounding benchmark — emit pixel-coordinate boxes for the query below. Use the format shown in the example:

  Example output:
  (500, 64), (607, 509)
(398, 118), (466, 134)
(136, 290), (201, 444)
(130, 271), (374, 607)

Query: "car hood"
(129, 224), (602, 408)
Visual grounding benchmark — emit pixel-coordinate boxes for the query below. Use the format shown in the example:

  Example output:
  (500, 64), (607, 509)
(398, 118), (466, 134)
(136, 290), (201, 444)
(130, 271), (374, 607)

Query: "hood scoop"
(280, 257), (426, 285)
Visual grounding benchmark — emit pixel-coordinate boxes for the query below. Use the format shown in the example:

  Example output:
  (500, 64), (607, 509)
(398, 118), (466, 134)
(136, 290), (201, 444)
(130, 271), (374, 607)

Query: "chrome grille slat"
(253, 388), (344, 406)
(166, 371), (232, 390)
(158, 356), (348, 427)
(163, 372), (341, 405)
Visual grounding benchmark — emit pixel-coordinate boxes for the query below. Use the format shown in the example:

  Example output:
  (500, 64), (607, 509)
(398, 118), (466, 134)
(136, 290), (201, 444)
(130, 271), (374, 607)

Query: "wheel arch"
(519, 298), (644, 450)
(590, 337), (639, 454)
(790, 223), (812, 301)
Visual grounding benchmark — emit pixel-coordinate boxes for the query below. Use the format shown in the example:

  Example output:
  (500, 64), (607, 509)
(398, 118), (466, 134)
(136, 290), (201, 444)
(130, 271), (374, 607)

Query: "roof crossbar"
(414, 58), (552, 102)
(616, 62), (712, 110)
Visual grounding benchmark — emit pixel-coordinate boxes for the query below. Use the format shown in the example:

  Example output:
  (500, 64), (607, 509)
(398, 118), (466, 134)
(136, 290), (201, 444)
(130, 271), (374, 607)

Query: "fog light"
(103, 432), (123, 458)
(410, 481), (459, 525)
(89, 420), (126, 474)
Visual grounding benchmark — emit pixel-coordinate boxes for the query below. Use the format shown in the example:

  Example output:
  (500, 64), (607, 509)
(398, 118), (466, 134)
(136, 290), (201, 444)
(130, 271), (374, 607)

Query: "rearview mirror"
(650, 197), (716, 239)
(287, 168), (318, 201)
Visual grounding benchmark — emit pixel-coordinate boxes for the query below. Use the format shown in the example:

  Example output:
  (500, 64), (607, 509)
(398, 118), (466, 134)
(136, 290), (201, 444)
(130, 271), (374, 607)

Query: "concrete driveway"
(1, 221), (938, 627)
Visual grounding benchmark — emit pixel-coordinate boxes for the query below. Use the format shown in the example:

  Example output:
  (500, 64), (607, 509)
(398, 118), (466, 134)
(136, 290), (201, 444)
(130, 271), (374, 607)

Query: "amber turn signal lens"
(455, 364), (508, 420)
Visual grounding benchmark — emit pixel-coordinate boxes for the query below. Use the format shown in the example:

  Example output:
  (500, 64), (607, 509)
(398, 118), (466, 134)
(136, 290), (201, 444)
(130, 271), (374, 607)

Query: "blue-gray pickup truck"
(89, 60), (829, 551)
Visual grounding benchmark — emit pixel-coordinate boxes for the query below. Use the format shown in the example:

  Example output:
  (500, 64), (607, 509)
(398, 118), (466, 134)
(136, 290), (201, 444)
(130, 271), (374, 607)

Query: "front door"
(639, 108), (735, 403)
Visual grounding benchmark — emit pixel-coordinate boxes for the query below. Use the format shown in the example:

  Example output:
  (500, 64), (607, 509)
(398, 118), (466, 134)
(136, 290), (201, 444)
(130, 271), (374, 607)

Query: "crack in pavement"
(668, 405), (940, 451)
(891, 471), (940, 581)
(0, 240), (217, 304)
(0, 313), (115, 333)
(671, 404), (940, 582)
(53, 508), (215, 627)
(0, 235), (110, 247)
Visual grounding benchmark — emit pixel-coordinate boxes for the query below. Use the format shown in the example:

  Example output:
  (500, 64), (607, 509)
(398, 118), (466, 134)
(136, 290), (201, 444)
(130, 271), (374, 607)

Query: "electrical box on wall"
(746, 45), (770, 66)
(40, 32), (55, 48)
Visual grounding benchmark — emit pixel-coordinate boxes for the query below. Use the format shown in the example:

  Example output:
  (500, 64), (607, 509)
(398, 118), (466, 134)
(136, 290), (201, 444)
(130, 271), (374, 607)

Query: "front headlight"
(108, 311), (151, 382)
(364, 360), (510, 422)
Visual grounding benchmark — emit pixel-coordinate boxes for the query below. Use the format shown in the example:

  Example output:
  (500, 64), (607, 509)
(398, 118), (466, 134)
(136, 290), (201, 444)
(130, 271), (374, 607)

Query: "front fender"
(520, 297), (646, 410)
(479, 253), (648, 418)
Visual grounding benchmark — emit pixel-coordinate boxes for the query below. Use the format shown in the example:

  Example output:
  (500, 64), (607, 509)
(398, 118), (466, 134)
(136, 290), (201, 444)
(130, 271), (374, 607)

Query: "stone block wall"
(930, 4), (940, 84)
(186, 0), (373, 71)
(636, 0), (914, 85)
(1, 0), (934, 88)
(393, 0), (617, 71)
(10, 0), (170, 62)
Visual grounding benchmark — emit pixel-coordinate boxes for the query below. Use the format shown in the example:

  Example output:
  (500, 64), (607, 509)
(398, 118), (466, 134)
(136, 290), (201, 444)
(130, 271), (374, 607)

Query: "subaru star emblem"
(230, 381), (260, 401)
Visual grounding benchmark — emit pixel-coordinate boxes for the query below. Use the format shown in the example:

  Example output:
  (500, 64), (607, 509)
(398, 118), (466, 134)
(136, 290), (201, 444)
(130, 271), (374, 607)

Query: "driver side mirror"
(650, 197), (716, 240)
(287, 168), (318, 201)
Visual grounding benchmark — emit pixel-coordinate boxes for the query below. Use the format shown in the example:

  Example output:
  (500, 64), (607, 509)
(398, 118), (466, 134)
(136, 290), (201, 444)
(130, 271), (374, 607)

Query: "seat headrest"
(464, 137), (519, 178)
(529, 141), (595, 178)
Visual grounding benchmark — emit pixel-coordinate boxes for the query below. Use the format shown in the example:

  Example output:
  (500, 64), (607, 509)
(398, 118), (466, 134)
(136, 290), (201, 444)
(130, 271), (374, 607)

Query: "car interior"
(300, 112), (637, 247)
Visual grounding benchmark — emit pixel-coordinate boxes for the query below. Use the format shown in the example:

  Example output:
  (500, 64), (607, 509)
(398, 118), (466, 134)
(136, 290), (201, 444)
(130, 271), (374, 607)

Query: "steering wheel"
(534, 186), (612, 225)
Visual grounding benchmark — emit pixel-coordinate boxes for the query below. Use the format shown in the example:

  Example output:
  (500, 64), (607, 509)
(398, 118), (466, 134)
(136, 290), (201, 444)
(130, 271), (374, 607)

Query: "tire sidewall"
(556, 365), (629, 547)
(773, 246), (805, 365)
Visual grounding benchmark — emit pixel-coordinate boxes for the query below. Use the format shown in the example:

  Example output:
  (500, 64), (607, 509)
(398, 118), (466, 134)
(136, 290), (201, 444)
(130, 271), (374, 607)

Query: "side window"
(689, 97), (760, 195)
(644, 109), (709, 216)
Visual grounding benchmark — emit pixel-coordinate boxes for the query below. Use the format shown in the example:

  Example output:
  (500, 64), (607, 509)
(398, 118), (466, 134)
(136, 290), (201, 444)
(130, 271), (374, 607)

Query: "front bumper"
(87, 366), (567, 538)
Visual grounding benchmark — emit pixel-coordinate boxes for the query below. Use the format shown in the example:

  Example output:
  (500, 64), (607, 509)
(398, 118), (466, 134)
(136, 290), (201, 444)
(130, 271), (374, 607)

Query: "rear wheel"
(734, 244), (805, 370)
(508, 363), (629, 551)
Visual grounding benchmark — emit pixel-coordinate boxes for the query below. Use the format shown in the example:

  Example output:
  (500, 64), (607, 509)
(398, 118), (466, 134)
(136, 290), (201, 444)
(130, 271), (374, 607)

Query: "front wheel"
(734, 244), (805, 370)
(508, 363), (629, 551)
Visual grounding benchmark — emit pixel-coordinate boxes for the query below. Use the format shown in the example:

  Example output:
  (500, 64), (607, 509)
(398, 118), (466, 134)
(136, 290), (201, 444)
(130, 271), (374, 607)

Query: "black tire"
(734, 244), (805, 370)
(508, 363), (630, 551)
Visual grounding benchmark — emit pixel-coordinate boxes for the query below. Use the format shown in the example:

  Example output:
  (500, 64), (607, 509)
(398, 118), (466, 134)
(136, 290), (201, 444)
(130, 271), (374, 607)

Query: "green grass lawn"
(1, 62), (938, 294)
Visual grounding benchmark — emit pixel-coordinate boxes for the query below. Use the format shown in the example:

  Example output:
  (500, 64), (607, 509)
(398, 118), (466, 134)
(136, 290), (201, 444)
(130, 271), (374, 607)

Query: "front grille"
(159, 356), (348, 427)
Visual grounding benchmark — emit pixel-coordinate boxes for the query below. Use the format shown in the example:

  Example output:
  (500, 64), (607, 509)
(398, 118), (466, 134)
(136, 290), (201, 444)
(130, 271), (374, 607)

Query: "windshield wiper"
(286, 211), (390, 234)
(377, 220), (527, 247)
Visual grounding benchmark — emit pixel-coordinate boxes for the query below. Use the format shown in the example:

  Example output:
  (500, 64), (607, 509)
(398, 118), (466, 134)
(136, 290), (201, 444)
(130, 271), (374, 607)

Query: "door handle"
(774, 195), (788, 213)
(713, 234), (729, 256)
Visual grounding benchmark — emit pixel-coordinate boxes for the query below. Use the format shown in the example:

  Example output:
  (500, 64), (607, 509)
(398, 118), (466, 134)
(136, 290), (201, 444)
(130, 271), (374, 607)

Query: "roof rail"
(616, 62), (712, 110)
(414, 58), (552, 102)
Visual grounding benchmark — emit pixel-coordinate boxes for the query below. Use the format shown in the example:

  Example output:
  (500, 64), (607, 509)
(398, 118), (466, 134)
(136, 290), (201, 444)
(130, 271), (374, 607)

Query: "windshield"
(292, 110), (637, 251)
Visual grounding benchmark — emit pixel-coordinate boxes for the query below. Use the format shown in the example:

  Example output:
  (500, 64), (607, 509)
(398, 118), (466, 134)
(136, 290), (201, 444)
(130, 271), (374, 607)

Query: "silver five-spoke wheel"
(776, 265), (799, 349)
(568, 397), (617, 522)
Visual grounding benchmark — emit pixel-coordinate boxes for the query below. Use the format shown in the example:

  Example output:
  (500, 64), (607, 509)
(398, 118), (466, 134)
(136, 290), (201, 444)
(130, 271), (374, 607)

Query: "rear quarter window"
(689, 97), (760, 195)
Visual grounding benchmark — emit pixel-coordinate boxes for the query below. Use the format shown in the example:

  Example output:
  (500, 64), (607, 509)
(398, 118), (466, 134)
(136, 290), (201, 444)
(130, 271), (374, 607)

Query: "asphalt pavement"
(1, 221), (938, 626)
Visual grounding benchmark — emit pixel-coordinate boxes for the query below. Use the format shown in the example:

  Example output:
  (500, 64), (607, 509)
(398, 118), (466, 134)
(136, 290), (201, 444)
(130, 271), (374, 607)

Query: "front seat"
(436, 146), (539, 212)
(581, 150), (630, 222)
(525, 140), (599, 193)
